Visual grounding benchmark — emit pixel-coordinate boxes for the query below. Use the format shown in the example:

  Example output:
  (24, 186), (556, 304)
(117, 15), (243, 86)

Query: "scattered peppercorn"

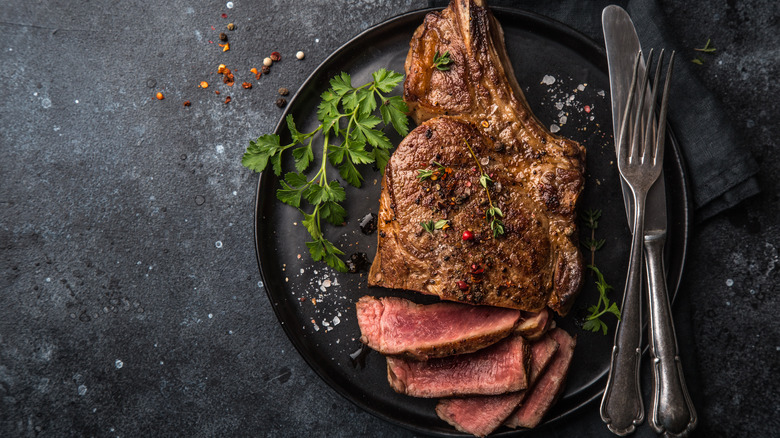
(462, 230), (474, 241)
(242, 82), (252, 89)
(261, 65), (270, 74)
(457, 280), (469, 291)
(219, 32), (228, 42)
(263, 57), (273, 67)
(270, 51), (281, 62)
(278, 87), (289, 96)
(183, 100), (191, 107)
(224, 96), (231, 104)
(296, 51), (305, 60)
(156, 92), (164, 100)
(227, 23), (235, 31)
(275, 97), (287, 108)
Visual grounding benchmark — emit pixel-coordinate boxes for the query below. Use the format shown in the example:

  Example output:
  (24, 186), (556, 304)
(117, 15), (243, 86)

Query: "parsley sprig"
(433, 50), (453, 71)
(582, 265), (621, 335)
(242, 69), (410, 272)
(464, 139), (505, 237)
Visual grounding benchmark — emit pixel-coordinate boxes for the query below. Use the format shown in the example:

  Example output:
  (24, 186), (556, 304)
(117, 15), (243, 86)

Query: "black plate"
(253, 7), (691, 436)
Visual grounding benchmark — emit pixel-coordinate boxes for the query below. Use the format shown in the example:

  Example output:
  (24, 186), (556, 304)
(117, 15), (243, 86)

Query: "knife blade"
(600, 5), (649, 436)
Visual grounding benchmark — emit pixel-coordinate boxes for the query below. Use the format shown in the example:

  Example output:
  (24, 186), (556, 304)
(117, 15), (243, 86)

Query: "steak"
(435, 333), (560, 437)
(356, 295), (522, 360)
(504, 328), (576, 429)
(386, 335), (530, 398)
(367, 0), (585, 315)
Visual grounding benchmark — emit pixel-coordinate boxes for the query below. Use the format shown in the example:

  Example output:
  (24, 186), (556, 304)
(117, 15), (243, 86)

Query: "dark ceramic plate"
(253, 7), (691, 436)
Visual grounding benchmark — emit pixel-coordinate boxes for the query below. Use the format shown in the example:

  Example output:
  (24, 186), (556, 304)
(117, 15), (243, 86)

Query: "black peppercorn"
(261, 65), (271, 74)
(278, 87), (289, 96)
(219, 33), (228, 41)
(275, 98), (287, 108)
(227, 23), (236, 31)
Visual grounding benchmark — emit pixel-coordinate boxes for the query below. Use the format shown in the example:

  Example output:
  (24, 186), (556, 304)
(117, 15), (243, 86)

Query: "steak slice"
(435, 334), (560, 437)
(356, 295), (522, 360)
(367, 0), (585, 316)
(504, 328), (576, 429)
(515, 308), (552, 341)
(386, 335), (530, 398)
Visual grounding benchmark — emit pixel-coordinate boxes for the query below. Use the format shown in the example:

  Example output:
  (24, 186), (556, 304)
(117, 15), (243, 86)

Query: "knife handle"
(644, 231), (697, 437)
(600, 193), (645, 436)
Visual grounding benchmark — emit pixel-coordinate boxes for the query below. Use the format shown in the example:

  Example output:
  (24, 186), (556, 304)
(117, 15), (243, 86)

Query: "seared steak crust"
(368, 0), (585, 315)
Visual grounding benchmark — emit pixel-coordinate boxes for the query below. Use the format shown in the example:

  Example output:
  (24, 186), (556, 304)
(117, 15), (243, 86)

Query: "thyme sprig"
(692, 38), (716, 64)
(464, 139), (505, 237)
(433, 50), (453, 71)
(421, 219), (449, 235)
(581, 209), (605, 266)
(417, 161), (447, 181)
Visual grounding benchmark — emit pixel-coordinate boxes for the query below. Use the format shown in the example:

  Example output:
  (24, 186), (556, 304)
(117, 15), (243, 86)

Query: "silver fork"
(601, 48), (675, 436)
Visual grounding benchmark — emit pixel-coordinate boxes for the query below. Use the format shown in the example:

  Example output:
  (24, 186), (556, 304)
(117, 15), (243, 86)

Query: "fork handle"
(601, 191), (645, 435)
(644, 232), (697, 437)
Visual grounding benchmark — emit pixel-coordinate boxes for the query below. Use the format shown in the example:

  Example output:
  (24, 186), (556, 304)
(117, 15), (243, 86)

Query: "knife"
(600, 6), (648, 435)
(602, 6), (697, 437)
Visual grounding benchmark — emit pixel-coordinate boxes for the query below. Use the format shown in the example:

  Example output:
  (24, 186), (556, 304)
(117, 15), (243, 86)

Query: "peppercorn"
(219, 33), (228, 42)
(227, 23), (235, 31)
(156, 92), (164, 100)
(296, 51), (305, 60)
(263, 57), (273, 67)
(278, 87), (289, 96)
(183, 100), (191, 107)
(462, 230), (474, 241)
(270, 51), (281, 62)
(457, 280), (469, 291)
(275, 98), (287, 108)
(261, 65), (270, 74)
(242, 82), (252, 89)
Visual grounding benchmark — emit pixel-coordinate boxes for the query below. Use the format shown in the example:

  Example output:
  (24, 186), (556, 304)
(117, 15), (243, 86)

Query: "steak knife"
(602, 6), (697, 437)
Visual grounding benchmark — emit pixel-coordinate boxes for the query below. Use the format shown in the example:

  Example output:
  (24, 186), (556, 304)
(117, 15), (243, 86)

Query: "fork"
(600, 48), (674, 436)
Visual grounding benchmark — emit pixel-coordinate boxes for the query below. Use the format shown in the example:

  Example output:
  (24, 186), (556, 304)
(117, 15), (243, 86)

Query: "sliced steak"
(356, 295), (521, 360)
(387, 335), (530, 398)
(515, 308), (552, 340)
(435, 334), (559, 437)
(368, 0), (585, 316)
(504, 328), (576, 429)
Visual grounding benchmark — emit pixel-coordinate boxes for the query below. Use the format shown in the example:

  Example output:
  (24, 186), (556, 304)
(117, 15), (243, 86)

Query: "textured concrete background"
(1, 0), (777, 437)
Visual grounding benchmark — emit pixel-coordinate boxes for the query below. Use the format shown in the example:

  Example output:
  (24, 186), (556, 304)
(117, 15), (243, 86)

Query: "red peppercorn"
(457, 280), (469, 291)
(462, 230), (474, 241)
(270, 51), (282, 62)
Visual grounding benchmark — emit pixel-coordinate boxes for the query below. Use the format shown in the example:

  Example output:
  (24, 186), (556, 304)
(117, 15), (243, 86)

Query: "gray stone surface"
(0, 0), (777, 437)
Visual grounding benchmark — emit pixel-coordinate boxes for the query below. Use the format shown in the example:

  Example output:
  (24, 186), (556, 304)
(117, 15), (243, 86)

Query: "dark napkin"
(429, 0), (760, 221)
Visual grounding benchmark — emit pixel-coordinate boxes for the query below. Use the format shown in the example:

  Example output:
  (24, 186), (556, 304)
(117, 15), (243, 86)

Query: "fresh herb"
(694, 38), (716, 53)
(242, 69), (410, 272)
(692, 38), (716, 64)
(581, 209), (604, 266)
(582, 265), (621, 335)
(464, 139), (505, 237)
(417, 161), (447, 181)
(421, 219), (450, 235)
(433, 50), (453, 71)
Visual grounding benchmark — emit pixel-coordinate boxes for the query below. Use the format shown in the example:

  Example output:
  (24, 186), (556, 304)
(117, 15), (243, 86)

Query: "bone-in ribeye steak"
(367, 0), (585, 315)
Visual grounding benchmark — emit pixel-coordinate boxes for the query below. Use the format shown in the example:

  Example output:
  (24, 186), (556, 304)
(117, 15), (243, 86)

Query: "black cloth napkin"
(429, 0), (760, 221)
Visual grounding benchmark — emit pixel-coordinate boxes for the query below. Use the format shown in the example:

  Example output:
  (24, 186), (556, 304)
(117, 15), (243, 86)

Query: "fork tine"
(643, 49), (665, 165)
(618, 51), (642, 166)
(631, 49), (654, 163)
(654, 51), (675, 167)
